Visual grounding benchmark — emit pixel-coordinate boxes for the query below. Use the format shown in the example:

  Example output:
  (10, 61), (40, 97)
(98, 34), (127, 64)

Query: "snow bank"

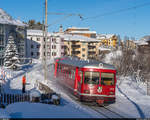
(0, 110), (10, 118)
(5, 102), (95, 118)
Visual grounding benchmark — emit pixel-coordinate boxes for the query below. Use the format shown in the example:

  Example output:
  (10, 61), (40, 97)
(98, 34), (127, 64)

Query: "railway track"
(90, 105), (125, 118)
(61, 87), (125, 118)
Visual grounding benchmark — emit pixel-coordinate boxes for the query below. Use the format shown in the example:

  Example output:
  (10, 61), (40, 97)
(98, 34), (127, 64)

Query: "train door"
(77, 70), (83, 95)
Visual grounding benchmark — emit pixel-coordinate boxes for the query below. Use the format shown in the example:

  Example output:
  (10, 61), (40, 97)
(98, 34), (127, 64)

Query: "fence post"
(147, 81), (150, 95)
(1, 94), (3, 104)
(7, 94), (9, 105)
(12, 94), (14, 103)
(4, 93), (6, 104)
(0, 94), (1, 105)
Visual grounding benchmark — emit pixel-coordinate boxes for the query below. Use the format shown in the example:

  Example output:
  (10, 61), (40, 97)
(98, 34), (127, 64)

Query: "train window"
(84, 72), (99, 84)
(101, 73), (114, 86)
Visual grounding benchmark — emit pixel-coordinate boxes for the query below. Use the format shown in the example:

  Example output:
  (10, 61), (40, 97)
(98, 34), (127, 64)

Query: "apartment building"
(50, 33), (65, 59)
(97, 34), (118, 48)
(27, 29), (65, 60)
(61, 34), (100, 60)
(27, 29), (51, 60)
(0, 8), (27, 65)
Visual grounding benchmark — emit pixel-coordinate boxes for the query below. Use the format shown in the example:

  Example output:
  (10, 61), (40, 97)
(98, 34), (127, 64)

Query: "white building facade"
(27, 30), (64, 60)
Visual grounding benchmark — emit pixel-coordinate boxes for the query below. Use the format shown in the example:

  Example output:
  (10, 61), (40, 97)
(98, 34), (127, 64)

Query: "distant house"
(135, 36), (150, 54)
(0, 8), (27, 65)
(97, 34), (118, 48)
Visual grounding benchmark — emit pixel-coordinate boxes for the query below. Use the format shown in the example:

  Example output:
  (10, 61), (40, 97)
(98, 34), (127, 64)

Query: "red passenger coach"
(54, 57), (117, 105)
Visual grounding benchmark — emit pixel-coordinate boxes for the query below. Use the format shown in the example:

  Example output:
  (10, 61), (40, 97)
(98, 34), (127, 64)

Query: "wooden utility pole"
(44, 0), (48, 81)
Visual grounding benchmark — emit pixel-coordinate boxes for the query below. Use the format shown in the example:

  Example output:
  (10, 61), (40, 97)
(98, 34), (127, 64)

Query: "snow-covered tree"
(4, 32), (20, 70)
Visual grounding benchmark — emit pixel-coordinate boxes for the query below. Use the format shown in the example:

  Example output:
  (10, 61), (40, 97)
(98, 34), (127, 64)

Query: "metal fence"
(0, 93), (30, 106)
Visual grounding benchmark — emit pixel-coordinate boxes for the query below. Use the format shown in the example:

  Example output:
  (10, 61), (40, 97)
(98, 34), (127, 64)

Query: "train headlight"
(97, 86), (102, 93)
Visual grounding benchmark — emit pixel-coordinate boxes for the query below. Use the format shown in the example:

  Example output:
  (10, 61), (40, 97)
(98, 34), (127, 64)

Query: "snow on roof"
(135, 40), (149, 45)
(27, 29), (51, 36)
(99, 47), (112, 51)
(57, 57), (116, 70)
(97, 34), (115, 39)
(68, 31), (96, 34)
(60, 34), (99, 42)
(0, 8), (27, 27)
(67, 27), (90, 30)
(134, 35), (150, 45)
(30, 89), (41, 97)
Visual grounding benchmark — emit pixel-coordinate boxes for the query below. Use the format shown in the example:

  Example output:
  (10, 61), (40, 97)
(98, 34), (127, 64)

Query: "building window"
(31, 45), (34, 48)
(0, 25), (4, 34)
(82, 48), (85, 51)
(0, 36), (4, 45)
(37, 52), (40, 56)
(82, 54), (85, 57)
(47, 45), (50, 48)
(37, 45), (40, 48)
(52, 52), (56, 56)
(31, 37), (33, 40)
(47, 52), (50, 56)
(61, 46), (64, 49)
(31, 52), (34, 56)
(52, 45), (56, 49)
(37, 38), (40, 41)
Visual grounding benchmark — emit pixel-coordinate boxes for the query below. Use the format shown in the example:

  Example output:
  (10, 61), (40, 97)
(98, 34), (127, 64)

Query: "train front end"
(78, 63), (116, 105)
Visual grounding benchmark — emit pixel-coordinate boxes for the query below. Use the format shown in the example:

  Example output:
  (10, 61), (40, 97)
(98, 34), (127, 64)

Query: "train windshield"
(84, 72), (100, 84)
(101, 73), (114, 85)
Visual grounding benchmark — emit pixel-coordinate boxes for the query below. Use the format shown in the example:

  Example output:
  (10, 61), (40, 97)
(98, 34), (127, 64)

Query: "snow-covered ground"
(0, 59), (150, 118)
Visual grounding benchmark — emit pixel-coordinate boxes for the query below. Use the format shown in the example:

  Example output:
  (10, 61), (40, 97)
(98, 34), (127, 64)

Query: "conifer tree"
(4, 32), (20, 69)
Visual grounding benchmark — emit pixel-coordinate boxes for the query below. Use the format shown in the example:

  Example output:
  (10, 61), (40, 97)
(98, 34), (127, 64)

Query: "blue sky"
(1, 0), (150, 40)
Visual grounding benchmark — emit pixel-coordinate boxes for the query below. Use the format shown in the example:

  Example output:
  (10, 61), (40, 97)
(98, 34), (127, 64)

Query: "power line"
(83, 2), (150, 20)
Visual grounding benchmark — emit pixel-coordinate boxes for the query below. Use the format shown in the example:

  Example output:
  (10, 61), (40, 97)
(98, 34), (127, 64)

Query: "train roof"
(56, 57), (116, 70)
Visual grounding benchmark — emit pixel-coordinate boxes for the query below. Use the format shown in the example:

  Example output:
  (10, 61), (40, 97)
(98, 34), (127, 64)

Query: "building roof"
(99, 46), (112, 51)
(135, 35), (150, 45)
(0, 8), (27, 27)
(97, 34), (115, 39)
(57, 56), (116, 70)
(60, 34), (99, 42)
(27, 29), (51, 36)
(68, 31), (96, 34)
(66, 27), (90, 30)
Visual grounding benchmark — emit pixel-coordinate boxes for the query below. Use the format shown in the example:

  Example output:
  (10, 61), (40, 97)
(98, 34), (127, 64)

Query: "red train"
(54, 57), (116, 105)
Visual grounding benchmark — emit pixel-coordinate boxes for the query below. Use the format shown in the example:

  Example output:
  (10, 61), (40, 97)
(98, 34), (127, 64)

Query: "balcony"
(88, 51), (96, 54)
(71, 45), (80, 48)
(72, 51), (80, 55)
(88, 45), (96, 49)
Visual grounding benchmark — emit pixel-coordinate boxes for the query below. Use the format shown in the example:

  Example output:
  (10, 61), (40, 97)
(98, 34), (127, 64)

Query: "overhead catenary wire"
(83, 2), (150, 20)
